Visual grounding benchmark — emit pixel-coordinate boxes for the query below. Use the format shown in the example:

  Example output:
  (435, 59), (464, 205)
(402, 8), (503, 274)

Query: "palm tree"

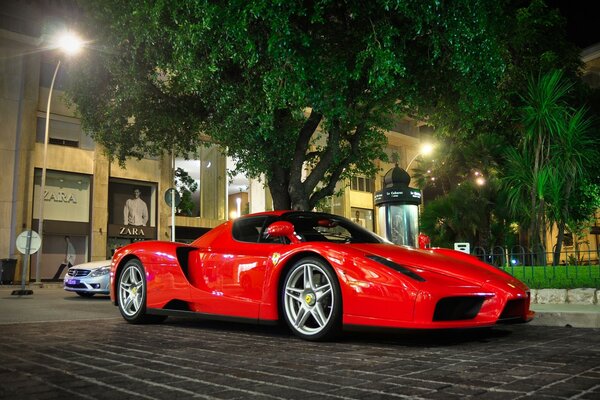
(503, 70), (598, 265)
(546, 108), (596, 265)
(521, 70), (571, 254)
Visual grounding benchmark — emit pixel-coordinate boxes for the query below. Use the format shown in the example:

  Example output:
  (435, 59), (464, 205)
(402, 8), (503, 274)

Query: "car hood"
(350, 243), (526, 290)
(71, 260), (111, 270)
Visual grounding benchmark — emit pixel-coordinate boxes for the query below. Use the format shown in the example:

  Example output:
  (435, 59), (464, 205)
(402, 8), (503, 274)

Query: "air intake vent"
(433, 296), (485, 321)
(499, 299), (526, 321)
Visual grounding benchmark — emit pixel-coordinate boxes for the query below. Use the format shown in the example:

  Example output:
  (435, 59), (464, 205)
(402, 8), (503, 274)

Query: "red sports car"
(110, 211), (534, 340)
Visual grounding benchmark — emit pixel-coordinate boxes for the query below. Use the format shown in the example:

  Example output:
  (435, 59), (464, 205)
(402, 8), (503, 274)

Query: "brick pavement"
(1, 318), (599, 399)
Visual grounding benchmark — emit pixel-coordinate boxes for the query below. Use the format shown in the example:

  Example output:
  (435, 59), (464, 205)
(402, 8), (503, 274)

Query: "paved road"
(1, 287), (599, 399)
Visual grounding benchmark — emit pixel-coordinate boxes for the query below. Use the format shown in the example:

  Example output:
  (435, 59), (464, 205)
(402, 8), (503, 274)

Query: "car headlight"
(89, 266), (110, 277)
(366, 255), (426, 282)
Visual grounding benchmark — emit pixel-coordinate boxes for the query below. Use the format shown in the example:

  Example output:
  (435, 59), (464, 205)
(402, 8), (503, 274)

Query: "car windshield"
(281, 212), (385, 244)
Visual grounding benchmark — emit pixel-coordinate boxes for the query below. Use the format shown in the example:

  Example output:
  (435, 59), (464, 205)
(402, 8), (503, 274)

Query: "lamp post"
(35, 32), (83, 283)
(406, 143), (434, 171)
(404, 143), (434, 214)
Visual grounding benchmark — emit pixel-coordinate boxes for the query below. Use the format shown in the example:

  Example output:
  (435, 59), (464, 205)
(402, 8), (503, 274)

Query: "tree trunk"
(553, 220), (565, 266)
(553, 180), (573, 266)
(268, 164), (291, 210)
(478, 207), (491, 250)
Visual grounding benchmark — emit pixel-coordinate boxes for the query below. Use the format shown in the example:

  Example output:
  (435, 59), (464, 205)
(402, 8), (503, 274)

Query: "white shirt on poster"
(124, 196), (148, 226)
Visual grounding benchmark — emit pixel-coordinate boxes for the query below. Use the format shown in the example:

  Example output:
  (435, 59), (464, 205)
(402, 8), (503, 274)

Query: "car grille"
(65, 282), (88, 289)
(66, 269), (91, 277)
(433, 296), (485, 321)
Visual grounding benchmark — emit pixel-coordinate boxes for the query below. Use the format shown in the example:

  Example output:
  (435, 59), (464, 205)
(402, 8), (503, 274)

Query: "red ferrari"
(110, 211), (534, 340)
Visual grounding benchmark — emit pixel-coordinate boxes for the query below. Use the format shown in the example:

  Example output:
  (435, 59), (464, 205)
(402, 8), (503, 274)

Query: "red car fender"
(111, 241), (192, 308)
(257, 244), (422, 323)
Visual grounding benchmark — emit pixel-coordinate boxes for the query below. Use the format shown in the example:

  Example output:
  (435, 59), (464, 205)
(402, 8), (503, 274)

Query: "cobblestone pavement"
(1, 317), (599, 400)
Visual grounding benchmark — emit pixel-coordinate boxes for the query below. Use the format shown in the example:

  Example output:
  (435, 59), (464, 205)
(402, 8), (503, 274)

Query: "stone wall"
(532, 288), (599, 305)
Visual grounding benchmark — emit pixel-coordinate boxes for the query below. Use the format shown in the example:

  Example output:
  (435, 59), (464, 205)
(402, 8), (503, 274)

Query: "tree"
(67, 0), (509, 210)
(503, 70), (599, 265)
(410, 0), (585, 251)
(175, 168), (199, 216)
(412, 132), (516, 249)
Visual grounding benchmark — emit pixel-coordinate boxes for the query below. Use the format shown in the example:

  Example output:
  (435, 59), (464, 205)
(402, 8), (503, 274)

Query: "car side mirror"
(266, 221), (301, 244)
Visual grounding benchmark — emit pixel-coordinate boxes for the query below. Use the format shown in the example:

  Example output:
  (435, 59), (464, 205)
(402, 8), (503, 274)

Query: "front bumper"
(64, 276), (109, 294)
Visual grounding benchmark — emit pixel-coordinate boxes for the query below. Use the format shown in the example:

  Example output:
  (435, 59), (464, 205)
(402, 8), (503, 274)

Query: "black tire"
(281, 257), (342, 341)
(76, 292), (95, 298)
(117, 259), (166, 324)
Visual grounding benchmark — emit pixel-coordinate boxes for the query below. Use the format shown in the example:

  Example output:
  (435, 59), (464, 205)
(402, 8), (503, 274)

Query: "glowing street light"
(406, 142), (434, 170)
(473, 170), (486, 186)
(35, 31), (84, 283)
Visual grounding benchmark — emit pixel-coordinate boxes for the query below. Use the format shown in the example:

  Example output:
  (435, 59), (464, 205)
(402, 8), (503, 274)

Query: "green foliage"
(504, 265), (600, 289)
(420, 179), (507, 248)
(502, 69), (599, 259)
(175, 167), (198, 216)
(409, 0), (587, 250)
(67, 0), (511, 210)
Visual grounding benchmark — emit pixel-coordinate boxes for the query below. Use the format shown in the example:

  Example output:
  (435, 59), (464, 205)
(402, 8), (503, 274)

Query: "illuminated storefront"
(106, 180), (158, 258)
(31, 170), (91, 280)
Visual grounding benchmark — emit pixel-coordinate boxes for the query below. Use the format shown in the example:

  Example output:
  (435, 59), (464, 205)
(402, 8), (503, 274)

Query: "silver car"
(63, 260), (111, 297)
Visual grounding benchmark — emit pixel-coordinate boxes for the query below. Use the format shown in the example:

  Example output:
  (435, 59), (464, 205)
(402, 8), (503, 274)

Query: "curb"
(530, 305), (600, 328)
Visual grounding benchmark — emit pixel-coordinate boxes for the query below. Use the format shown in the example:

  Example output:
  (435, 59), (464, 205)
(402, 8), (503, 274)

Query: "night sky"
(547, 0), (600, 48)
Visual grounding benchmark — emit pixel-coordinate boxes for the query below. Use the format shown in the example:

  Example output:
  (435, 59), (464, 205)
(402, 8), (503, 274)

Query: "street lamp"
(35, 31), (83, 283)
(406, 143), (434, 171)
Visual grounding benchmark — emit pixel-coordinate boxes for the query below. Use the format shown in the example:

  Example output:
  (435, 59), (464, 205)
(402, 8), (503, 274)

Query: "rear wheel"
(282, 257), (342, 341)
(117, 259), (166, 324)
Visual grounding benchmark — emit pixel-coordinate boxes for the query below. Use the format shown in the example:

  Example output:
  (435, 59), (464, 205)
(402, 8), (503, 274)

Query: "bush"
(502, 265), (600, 289)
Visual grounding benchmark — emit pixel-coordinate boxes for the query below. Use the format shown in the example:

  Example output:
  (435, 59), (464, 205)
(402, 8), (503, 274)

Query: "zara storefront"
(29, 164), (164, 281)
(31, 170), (92, 280)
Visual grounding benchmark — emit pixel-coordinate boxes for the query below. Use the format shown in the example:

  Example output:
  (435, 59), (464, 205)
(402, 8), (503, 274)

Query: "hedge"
(502, 265), (600, 289)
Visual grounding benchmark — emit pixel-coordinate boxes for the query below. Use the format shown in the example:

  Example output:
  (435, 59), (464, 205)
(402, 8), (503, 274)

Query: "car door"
(200, 216), (283, 319)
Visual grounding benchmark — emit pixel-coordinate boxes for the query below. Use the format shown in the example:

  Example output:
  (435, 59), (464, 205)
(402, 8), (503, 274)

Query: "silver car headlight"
(89, 266), (110, 277)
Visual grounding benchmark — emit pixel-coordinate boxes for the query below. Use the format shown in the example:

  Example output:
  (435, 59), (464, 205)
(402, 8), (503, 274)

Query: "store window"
(174, 146), (227, 219)
(32, 170), (91, 280)
(174, 158), (201, 217)
(107, 180), (157, 256)
(33, 170), (91, 222)
(350, 208), (374, 231)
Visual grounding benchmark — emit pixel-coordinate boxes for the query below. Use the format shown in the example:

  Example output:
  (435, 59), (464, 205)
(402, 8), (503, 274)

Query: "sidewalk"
(0, 284), (117, 325)
(530, 303), (600, 328)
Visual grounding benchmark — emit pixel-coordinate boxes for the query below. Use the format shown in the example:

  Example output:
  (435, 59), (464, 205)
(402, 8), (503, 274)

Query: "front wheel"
(282, 257), (342, 341)
(117, 259), (166, 324)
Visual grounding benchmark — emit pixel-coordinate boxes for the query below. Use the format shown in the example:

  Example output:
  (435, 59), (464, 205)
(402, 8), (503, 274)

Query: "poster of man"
(124, 188), (148, 226)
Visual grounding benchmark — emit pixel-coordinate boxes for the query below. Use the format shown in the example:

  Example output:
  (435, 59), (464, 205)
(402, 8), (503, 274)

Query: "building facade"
(4, 2), (599, 285)
(1, 2), (426, 283)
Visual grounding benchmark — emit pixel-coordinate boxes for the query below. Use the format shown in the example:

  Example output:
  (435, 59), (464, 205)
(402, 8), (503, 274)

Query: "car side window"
(232, 217), (268, 243)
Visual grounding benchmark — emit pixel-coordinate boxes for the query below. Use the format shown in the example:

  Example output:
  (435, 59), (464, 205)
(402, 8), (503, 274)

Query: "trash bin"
(1, 258), (17, 284)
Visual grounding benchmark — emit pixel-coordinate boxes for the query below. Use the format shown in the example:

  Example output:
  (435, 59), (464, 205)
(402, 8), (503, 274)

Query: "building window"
(351, 176), (374, 193)
(175, 158), (201, 217)
(36, 116), (95, 150)
(351, 207), (374, 232)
